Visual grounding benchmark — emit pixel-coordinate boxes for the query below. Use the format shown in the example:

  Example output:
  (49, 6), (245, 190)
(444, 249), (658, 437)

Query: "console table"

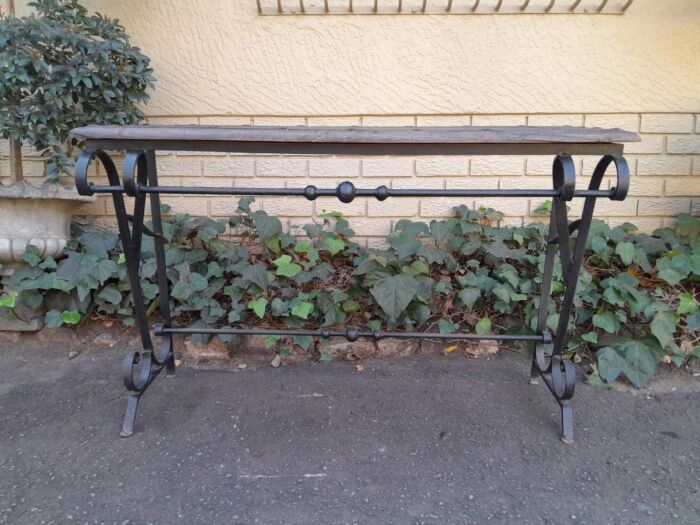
(70, 124), (638, 443)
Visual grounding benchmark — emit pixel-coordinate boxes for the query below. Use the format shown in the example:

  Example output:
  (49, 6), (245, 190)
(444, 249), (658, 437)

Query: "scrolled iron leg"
(528, 154), (629, 443)
(121, 394), (141, 438)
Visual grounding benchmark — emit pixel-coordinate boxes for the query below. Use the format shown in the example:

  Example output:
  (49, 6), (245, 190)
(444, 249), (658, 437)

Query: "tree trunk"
(9, 138), (23, 184)
(6, 2), (23, 183)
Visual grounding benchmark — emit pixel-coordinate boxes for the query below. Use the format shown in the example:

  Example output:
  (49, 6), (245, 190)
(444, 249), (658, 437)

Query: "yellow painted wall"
(2, 0), (699, 237)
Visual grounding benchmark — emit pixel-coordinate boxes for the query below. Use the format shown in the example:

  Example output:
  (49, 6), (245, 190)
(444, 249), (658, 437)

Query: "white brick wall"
(2, 112), (698, 238)
(309, 159), (360, 179)
(415, 157), (468, 176)
(362, 158), (413, 178)
(641, 114), (695, 134)
(667, 137), (700, 154)
(203, 157), (255, 178)
(637, 157), (691, 176)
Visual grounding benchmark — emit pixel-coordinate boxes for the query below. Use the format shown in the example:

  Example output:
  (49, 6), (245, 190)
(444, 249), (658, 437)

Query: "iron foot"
(560, 403), (574, 444)
(528, 364), (540, 385)
(165, 353), (177, 378)
(120, 394), (141, 438)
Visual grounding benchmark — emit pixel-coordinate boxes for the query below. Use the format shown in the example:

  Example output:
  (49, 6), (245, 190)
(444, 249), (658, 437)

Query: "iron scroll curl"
(123, 150), (148, 197)
(75, 149), (121, 196)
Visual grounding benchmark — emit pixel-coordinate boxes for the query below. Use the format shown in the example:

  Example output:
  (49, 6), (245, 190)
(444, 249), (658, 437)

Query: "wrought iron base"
(75, 148), (629, 443)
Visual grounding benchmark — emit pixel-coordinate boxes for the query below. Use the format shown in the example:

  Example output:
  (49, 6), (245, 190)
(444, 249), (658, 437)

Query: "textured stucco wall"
(20, 0), (697, 116)
(2, 0), (699, 238)
(21, 0), (699, 116)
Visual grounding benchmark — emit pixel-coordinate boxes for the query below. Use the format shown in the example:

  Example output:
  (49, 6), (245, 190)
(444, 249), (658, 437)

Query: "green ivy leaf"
(21, 245), (42, 267)
(291, 302), (313, 319)
(429, 220), (450, 243)
(581, 331), (598, 344)
(323, 237), (346, 256)
(407, 303), (431, 326)
(492, 284), (511, 304)
(242, 263), (270, 289)
(532, 200), (552, 216)
(248, 297), (268, 319)
(475, 317), (491, 335)
(60, 310), (81, 325)
(264, 235), (281, 255)
(317, 292), (346, 326)
(615, 241), (634, 266)
(294, 240), (310, 253)
(677, 293), (698, 316)
(367, 320), (381, 331)
(596, 347), (624, 383)
(591, 236), (608, 254)
(293, 335), (314, 351)
(389, 235), (422, 261)
(97, 284), (122, 305)
(685, 312), (700, 330)
(457, 288), (481, 310)
(96, 259), (119, 283)
(592, 311), (619, 334)
(0, 291), (18, 308)
(650, 311), (677, 348)
(45, 309), (64, 328)
(402, 260), (430, 276)
(263, 335), (281, 349)
(39, 256), (57, 270)
(618, 339), (662, 388)
(227, 309), (242, 324)
(656, 256), (690, 285)
(370, 274), (419, 323)
(171, 272), (208, 301)
(274, 255), (302, 278)
(438, 319), (458, 334)
(319, 350), (333, 362)
(252, 211), (282, 241)
(270, 297), (289, 317)
(342, 300), (361, 313)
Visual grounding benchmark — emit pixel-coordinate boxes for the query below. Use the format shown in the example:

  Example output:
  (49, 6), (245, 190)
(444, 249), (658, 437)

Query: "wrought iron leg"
(77, 149), (174, 437)
(529, 154), (629, 444)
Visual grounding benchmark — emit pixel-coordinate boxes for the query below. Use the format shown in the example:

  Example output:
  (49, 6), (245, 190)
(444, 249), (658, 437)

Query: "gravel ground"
(0, 338), (698, 524)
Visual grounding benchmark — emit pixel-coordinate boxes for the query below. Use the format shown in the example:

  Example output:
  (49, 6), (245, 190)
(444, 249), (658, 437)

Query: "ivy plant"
(1, 200), (698, 388)
(0, 0), (154, 180)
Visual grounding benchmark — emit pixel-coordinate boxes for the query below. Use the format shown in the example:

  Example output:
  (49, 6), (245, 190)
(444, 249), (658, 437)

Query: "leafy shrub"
(0, 0), (154, 180)
(1, 200), (698, 387)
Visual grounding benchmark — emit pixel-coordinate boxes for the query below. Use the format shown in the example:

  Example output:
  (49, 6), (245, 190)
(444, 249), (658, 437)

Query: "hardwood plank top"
(70, 125), (640, 145)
